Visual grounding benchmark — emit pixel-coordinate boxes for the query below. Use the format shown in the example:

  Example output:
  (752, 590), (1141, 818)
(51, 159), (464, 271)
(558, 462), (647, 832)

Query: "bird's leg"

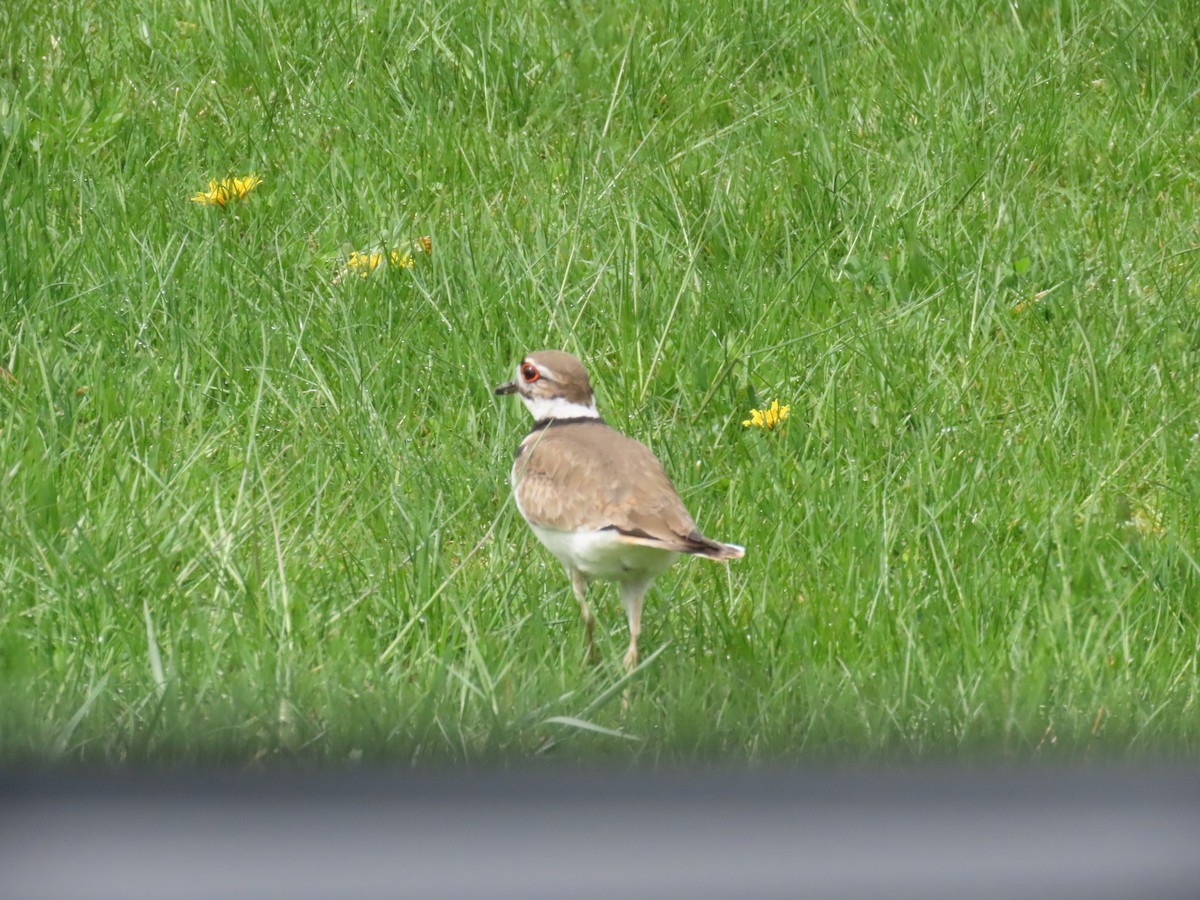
(570, 568), (598, 665)
(619, 579), (650, 671)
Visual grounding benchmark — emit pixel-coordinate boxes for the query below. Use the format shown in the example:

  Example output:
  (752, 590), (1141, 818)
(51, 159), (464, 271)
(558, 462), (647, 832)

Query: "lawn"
(1, 0), (1198, 764)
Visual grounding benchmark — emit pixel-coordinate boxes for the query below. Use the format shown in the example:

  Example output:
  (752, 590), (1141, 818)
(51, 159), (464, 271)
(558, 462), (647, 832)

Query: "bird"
(495, 349), (744, 669)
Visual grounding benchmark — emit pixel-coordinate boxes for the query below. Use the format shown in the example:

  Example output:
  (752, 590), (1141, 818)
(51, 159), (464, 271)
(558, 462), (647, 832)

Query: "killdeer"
(495, 350), (744, 669)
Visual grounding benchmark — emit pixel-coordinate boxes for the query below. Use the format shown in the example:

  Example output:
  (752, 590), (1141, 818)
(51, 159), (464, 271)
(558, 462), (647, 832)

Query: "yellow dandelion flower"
(342, 246), (418, 279)
(742, 399), (790, 430)
(336, 237), (428, 283)
(1127, 503), (1164, 538)
(191, 174), (262, 206)
(345, 251), (386, 276)
(1130, 508), (1164, 538)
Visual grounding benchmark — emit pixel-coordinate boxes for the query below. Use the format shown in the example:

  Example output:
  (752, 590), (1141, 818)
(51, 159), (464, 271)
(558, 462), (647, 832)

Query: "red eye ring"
(521, 363), (539, 382)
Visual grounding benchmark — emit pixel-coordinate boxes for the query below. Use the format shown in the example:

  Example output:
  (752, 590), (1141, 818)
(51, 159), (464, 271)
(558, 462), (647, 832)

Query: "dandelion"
(334, 235), (429, 283)
(345, 250), (387, 275)
(340, 246), (417, 280)
(743, 399), (790, 430)
(1126, 502), (1164, 538)
(1130, 507), (1164, 538)
(1014, 288), (1053, 314)
(191, 174), (262, 206)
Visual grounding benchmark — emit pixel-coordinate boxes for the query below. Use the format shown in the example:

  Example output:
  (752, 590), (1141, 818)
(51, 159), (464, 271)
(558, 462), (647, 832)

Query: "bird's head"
(495, 350), (600, 421)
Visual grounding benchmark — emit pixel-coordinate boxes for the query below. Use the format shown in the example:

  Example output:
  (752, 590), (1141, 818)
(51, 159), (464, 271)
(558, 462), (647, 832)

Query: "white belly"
(530, 524), (678, 582)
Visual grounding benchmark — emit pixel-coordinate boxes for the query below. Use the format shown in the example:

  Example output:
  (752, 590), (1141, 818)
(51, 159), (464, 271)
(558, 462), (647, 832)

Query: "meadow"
(1, 0), (1198, 765)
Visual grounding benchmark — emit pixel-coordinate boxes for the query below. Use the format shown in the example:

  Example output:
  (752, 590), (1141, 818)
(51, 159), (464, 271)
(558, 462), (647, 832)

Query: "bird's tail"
(610, 527), (745, 559)
(683, 533), (745, 561)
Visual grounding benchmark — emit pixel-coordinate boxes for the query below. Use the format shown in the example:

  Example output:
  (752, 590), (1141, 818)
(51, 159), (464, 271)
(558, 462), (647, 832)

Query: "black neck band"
(527, 415), (604, 435)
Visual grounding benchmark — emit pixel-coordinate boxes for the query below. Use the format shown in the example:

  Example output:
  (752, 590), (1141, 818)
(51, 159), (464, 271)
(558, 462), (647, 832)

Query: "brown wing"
(513, 421), (702, 548)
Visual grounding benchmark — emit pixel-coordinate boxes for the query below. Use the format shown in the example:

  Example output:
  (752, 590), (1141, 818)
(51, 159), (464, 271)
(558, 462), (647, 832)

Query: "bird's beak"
(494, 380), (518, 396)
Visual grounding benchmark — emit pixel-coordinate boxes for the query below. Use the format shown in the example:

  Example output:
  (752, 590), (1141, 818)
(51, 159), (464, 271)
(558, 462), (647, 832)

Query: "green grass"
(2, 0), (1199, 765)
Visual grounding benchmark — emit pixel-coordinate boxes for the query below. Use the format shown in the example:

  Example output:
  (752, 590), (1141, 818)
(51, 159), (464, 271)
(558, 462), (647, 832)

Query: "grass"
(1, 0), (1199, 765)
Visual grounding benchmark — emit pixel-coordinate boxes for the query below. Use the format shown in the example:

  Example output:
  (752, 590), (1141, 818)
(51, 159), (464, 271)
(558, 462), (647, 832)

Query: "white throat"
(521, 394), (600, 421)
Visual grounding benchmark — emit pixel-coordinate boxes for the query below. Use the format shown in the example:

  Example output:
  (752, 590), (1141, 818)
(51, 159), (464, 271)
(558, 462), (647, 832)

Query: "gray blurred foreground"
(2, 768), (1198, 899)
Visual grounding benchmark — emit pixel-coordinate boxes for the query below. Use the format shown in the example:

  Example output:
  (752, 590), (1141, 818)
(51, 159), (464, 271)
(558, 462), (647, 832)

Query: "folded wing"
(514, 421), (743, 560)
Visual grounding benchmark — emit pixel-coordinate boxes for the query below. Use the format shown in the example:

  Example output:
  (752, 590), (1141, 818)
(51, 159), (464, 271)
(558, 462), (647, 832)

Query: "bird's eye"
(521, 363), (539, 382)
